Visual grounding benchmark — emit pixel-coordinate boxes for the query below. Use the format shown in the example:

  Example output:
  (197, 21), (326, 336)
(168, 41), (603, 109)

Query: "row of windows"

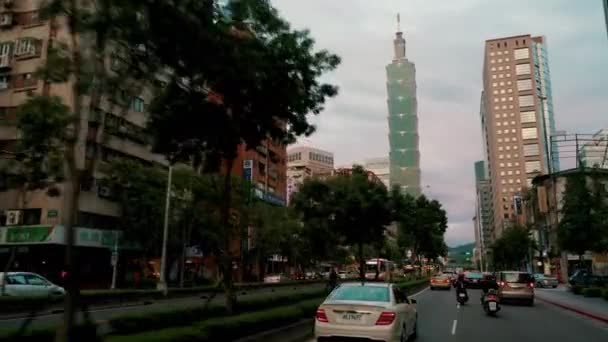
(519, 95), (534, 107)
(492, 88), (513, 95)
(0, 72), (37, 90)
(0, 38), (43, 60)
(501, 187), (525, 194)
(491, 73), (511, 79)
(496, 120), (517, 127)
(515, 63), (531, 75)
(309, 152), (333, 164)
(490, 57), (511, 64)
(493, 104), (515, 110)
(497, 145), (518, 151)
(500, 170), (521, 176)
(489, 50), (509, 56)
(0, 11), (43, 28)
(498, 153), (520, 160)
(492, 81), (513, 87)
(288, 152), (302, 162)
(493, 96), (514, 103)
(525, 160), (541, 173)
(496, 128), (518, 135)
(514, 48), (530, 60)
(501, 178), (522, 185)
(522, 127), (538, 140)
(497, 136), (517, 143)
(490, 65), (511, 71)
(495, 113), (516, 119)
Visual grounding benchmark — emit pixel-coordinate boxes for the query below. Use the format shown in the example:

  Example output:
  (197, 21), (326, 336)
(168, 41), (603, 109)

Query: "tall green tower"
(386, 15), (421, 196)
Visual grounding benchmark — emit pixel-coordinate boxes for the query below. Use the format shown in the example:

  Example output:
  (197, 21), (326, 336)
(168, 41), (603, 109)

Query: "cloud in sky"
(271, 0), (608, 246)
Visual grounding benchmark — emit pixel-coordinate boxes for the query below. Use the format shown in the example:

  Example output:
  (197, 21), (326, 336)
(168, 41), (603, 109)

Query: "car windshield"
(434, 274), (449, 279)
(534, 274), (545, 279)
(330, 285), (390, 302)
(465, 272), (483, 279)
(503, 273), (532, 283)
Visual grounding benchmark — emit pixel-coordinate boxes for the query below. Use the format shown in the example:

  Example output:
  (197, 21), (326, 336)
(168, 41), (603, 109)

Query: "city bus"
(364, 258), (396, 281)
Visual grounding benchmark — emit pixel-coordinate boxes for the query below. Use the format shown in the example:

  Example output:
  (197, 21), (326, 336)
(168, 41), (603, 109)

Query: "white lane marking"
(451, 319), (458, 335)
(456, 303), (460, 309)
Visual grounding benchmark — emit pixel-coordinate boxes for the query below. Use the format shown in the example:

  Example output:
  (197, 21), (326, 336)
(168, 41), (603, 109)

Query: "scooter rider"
(480, 274), (499, 303)
(455, 273), (468, 300)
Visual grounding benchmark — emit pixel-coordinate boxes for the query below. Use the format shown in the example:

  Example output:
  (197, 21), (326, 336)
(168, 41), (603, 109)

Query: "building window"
(491, 67), (496, 71)
(515, 63), (531, 75)
(497, 122), (502, 127)
(520, 111), (536, 123)
(492, 75), (497, 79)
(521, 127), (537, 140)
(519, 95), (534, 107)
(498, 146), (503, 151)
(499, 74), (504, 78)
(0, 75), (9, 90)
(493, 90), (499, 95)
(517, 79), (532, 91)
(523, 144), (539, 156)
(500, 171), (505, 176)
(14, 37), (42, 58)
(525, 161), (541, 174)
(491, 59), (495, 64)
(501, 179), (506, 184)
(514, 47), (529, 60)
(500, 89), (505, 94)
(130, 97), (145, 112)
(499, 163), (504, 167)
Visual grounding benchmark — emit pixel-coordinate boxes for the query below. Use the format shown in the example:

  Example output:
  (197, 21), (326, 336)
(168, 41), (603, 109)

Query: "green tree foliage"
(558, 169), (608, 257)
(291, 166), (391, 280)
(392, 189), (448, 264)
(491, 225), (534, 270)
(558, 170), (605, 258)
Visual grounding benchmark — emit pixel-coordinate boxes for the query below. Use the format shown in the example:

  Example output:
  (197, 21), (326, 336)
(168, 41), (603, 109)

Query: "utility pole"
(110, 230), (118, 290)
(158, 164), (173, 295)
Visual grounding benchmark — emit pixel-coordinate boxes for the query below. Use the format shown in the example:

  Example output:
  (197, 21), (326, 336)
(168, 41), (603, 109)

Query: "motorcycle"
(482, 289), (500, 316)
(456, 287), (468, 305)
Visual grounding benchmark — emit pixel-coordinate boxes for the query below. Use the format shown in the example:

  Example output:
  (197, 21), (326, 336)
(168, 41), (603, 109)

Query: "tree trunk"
(57, 1), (84, 340)
(1, 247), (15, 295)
(220, 157), (236, 313)
(358, 241), (365, 281)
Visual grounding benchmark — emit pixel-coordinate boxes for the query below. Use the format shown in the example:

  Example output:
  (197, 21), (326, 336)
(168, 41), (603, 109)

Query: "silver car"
(315, 282), (418, 342)
(0, 272), (65, 298)
(534, 273), (558, 288)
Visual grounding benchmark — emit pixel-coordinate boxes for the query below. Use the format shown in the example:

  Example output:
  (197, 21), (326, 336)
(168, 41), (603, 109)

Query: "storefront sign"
(5, 226), (55, 244)
(253, 189), (286, 206)
(47, 209), (59, 218)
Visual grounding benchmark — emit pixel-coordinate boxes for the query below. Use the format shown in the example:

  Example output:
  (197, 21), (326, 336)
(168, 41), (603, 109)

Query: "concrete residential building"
(473, 161), (493, 270)
(604, 0), (608, 38)
(579, 128), (608, 169)
(386, 16), (421, 196)
(286, 146), (333, 205)
(480, 34), (559, 238)
(0, 0), (169, 286)
(363, 157), (390, 188)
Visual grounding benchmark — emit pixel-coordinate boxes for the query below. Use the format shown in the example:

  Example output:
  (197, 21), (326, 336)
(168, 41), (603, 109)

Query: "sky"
(270, 0), (608, 247)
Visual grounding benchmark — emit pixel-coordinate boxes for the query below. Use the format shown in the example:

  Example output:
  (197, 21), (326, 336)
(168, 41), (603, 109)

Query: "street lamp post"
(158, 164), (173, 294)
(110, 230), (118, 290)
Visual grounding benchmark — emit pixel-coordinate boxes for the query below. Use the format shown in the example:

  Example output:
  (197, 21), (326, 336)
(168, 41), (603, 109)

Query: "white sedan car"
(0, 272), (65, 298)
(314, 282), (418, 342)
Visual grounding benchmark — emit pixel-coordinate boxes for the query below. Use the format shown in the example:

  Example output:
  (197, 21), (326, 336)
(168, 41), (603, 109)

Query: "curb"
(536, 296), (608, 324)
(234, 318), (313, 342)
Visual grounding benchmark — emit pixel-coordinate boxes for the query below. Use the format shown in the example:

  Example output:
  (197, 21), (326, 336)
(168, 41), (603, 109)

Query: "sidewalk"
(535, 286), (608, 323)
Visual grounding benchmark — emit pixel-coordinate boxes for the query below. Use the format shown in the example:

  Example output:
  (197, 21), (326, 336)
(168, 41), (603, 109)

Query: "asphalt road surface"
(0, 283), (324, 330)
(278, 287), (608, 342)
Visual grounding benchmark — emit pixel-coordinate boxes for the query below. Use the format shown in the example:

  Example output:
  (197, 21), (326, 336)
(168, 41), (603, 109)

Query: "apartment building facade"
(473, 160), (493, 257)
(480, 34), (559, 238)
(580, 128), (608, 169)
(286, 146), (333, 205)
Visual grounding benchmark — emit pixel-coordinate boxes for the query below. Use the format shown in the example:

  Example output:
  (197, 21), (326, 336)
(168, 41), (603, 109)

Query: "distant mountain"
(447, 242), (475, 266)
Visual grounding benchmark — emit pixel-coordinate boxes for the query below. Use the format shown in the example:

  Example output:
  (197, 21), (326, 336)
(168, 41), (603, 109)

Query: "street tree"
(104, 0), (341, 311)
(326, 166), (391, 280)
(558, 170), (603, 260)
(491, 225), (534, 270)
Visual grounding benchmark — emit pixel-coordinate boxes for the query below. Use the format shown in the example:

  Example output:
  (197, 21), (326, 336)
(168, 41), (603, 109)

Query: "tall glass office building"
(386, 24), (421, 196)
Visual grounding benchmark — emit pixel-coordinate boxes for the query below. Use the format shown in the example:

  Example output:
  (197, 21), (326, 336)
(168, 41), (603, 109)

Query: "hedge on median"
(582, 287), (603, 298)
(0, 279), (326, 314)
(105, 298), (321, 342)
(108, 288), (326, 335)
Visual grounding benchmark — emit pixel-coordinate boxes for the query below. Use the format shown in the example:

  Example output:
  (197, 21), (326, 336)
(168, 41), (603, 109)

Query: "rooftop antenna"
(397, 13), (401, 32)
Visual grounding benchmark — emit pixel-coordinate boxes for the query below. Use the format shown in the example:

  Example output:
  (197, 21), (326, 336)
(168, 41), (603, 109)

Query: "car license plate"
(459, 293), (466, 298)
(342, 313), (363, 321)
(489, 302), (497, 311)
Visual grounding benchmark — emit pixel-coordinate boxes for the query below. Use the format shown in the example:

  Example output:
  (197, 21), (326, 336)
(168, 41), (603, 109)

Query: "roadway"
(272, 287), (608, 342)
(0, 283), (324, 330)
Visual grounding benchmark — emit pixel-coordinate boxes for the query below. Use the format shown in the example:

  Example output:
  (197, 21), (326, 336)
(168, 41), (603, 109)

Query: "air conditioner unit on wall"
(5, 210), (21, 226)
(0, 13), (12, 27)
(98, 185), (111, 198)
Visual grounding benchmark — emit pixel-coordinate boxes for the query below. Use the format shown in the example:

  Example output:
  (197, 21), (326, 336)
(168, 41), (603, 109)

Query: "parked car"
(314, 282), (418, 342)
(533, 273), (558, 288)
(568, 269), (608, 287)
(497, 271), (534, 306)
(0, 272), (65, 298)
(430, 273), (451, 290)
(263, 274), (290, 283)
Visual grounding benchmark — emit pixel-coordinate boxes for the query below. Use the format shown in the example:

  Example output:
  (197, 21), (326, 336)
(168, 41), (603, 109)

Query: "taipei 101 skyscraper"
(386, 14), (421, 196)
